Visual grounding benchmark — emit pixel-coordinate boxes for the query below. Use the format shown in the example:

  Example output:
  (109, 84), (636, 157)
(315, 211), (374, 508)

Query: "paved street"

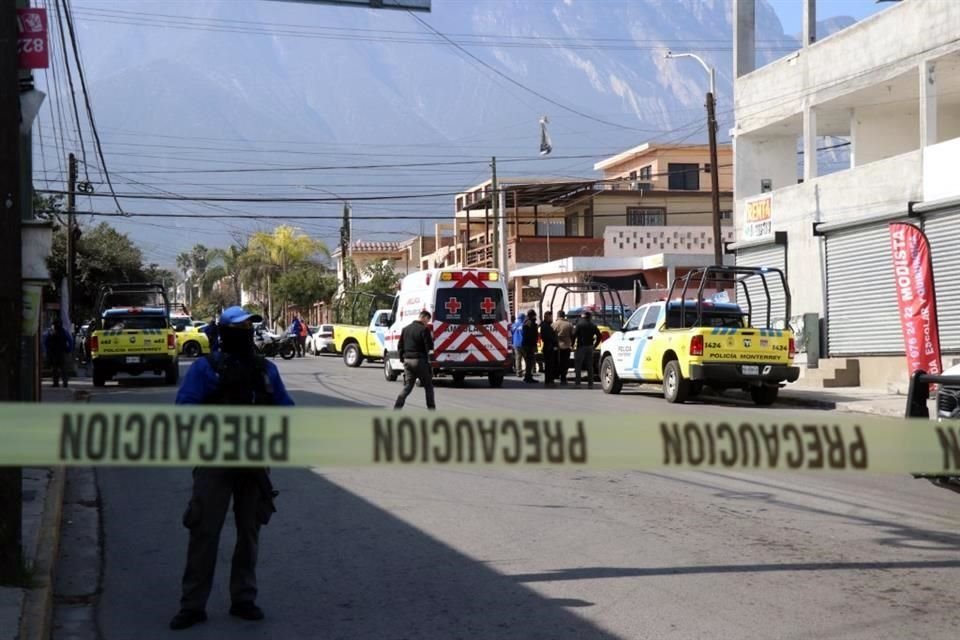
(87, 355), (960, 639)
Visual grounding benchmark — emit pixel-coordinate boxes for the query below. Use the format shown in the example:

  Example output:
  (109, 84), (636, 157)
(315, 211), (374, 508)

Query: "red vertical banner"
(17, 8), (49, 70)
(889, 222), (942, 378)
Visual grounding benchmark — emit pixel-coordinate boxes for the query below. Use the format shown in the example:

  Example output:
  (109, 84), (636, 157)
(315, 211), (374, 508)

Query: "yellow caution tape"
(2, 402), (959, 473)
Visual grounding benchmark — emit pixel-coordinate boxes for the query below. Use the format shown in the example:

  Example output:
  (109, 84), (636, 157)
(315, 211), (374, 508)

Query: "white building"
(732, 0), (960, 388)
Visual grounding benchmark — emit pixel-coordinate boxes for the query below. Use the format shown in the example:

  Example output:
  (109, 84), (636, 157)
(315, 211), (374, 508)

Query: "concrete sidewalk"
(778, 384), (931, 418)
(1, 379), (90, 640)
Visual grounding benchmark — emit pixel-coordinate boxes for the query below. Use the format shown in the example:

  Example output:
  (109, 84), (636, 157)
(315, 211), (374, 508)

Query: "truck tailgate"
(96, 329), (170, 356)
(703, 327), (792, 364)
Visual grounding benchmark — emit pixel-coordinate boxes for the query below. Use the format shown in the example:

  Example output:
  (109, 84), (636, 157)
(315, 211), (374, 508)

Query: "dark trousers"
(180, 469), (262, 612)
(395, 357), (435, 409)
(48, 353), (68, 385)
(522, 346), (536, 381)
(574, 346), (595, 386)
(557, 348), (571, 383)
(296, 336), (306, 357)
(543, 346), (559, 384)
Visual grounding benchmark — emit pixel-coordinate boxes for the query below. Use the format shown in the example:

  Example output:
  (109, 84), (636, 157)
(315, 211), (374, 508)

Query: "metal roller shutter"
(923, 208), (960, 352)
(826, 223), (904, 355)
(736, 244), (787, 329)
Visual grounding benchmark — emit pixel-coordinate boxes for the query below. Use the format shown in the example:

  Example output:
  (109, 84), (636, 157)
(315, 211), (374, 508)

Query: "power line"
(60, 0), (125, 215)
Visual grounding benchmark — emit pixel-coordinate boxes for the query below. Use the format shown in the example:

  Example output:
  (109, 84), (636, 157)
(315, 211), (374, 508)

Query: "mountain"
(36, 0), (807, 263)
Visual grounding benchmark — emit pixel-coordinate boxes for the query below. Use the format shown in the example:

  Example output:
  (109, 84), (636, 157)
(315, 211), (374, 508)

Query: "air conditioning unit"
(631, 182), (652, 193)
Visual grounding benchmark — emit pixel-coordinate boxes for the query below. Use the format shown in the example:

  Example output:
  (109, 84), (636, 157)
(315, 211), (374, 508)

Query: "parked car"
(937, 363), (960, 419)
(306, 324), (336, 355)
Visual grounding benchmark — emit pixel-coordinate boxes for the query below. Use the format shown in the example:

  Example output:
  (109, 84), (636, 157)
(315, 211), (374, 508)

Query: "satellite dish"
(539, 115), (553, 156)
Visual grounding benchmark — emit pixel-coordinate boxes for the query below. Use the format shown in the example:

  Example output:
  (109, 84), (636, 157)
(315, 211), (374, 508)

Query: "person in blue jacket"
(170, 306), (294, 631)
(511, 312), (525, 378)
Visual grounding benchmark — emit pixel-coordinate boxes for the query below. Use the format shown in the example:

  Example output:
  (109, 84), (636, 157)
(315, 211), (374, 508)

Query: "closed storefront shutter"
(826, 223), (903, 356)
(922, 208), (960, 352)
(736, 243), (787, 329)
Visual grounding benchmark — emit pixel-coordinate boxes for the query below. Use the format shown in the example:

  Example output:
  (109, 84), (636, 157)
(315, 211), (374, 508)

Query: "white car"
(306, 324), (336, 355)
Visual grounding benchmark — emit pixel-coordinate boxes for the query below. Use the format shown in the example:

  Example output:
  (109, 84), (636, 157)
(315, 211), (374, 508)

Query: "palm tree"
(204, 244), (247, 305)
(246, 226), (328, 326)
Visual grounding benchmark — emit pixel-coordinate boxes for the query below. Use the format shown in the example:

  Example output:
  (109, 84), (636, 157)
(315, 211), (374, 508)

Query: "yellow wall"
(602, 146), (734, 192)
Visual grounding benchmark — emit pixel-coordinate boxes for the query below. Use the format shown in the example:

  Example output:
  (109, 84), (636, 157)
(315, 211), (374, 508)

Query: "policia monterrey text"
(0, 403), (954, 473)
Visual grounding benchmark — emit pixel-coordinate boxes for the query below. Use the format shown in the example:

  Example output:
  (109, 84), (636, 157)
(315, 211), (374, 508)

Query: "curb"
(19, 389), (87, 640)
(18, 467), (65, 640)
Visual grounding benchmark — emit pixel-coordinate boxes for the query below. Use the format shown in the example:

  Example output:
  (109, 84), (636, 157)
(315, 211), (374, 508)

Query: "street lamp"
(665, 51), (723, 265)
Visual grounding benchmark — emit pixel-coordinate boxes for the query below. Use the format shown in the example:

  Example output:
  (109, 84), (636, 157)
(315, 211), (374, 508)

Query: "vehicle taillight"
(167, 334), (175, 349)
(90, 336), (99, 353)
(600, 330), (610, 341)
(690, 334), (704, 356)
(788, 337), (796, 359)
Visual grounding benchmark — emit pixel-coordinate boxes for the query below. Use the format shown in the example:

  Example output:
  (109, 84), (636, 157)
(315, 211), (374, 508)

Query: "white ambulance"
(383, 268), (511, 388)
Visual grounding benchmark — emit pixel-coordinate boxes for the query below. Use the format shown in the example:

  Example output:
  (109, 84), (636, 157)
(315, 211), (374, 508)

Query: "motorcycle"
(255, 329), (297, 360)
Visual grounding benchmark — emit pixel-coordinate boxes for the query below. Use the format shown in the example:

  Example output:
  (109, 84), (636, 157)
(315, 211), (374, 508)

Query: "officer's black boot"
(170, 609), (207, 630)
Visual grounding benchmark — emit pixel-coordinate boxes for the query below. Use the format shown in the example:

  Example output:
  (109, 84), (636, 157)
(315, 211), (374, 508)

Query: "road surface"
(85, 355), (960, 639)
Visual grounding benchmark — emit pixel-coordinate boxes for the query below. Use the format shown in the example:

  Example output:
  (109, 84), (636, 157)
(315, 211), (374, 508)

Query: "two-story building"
(733, 0), (960, 388)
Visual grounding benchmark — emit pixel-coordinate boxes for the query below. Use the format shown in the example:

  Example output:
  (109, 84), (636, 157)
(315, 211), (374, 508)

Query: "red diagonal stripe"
(434, 325), (466, 353)
(476, 325), (508, 358)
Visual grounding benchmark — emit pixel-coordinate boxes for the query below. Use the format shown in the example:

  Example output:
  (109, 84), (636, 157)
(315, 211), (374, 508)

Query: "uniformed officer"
(169, 306), (294, 631)
(393, 310), (436, 410)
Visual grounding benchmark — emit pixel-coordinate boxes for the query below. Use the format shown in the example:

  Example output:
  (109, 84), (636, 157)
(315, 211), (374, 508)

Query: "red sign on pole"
(889, 222), (942, 378)
(17, 8), (49, 70)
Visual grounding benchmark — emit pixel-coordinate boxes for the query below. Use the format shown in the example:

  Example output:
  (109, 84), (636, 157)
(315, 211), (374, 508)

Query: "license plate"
(125, 356), (140, 364)
(742, 365), (759, 376)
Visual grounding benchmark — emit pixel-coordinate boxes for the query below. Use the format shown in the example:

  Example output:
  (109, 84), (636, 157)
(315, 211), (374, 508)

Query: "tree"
(46, 222), (150, 321)
(247, 226), (328, 326)
(204, 243), (247, 305)
(357, 260), (401, 298)
(274, 267), (337, 314)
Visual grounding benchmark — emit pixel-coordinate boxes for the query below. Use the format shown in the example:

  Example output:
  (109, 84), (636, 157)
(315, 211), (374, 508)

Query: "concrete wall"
(851, 105), (919, 166)
(604, 225), (736, 258)
(735, 134), (798, 201)
(923, 135), (960, 201)
(735, 0), (960, 134)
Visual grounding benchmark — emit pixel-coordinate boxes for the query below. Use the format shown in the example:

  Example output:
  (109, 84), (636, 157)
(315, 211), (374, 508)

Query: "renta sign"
(742, 195), (773, 240)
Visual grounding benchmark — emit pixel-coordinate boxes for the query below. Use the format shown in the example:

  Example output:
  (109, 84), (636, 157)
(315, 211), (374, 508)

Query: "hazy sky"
(767, 0), (890, 35)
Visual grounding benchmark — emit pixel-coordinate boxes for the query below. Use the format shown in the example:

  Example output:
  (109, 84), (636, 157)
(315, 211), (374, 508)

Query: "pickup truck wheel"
(750, 385), (779, 406)
(183, 341), (201, 358)
(488, 371), (504, 388)
(663, 360), (689, 404)
(93, 364), (107, 387)
(343, 343), (364, 367)
(384, 358), (400, 382)
(165, 362), (180, 385)
(601, 356), (622, 395)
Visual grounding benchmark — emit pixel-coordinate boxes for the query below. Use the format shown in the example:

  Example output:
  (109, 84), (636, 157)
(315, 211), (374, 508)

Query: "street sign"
(17, 8), (49, 70)
(266, 0), (430, 11)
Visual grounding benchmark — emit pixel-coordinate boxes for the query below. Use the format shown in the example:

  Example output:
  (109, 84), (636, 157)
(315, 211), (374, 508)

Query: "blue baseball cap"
(219, 306), (263, 326)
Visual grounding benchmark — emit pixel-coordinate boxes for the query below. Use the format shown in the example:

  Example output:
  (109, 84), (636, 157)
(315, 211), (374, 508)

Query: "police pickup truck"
(598, 266), (799, 405)
(89, 283), (179, 387)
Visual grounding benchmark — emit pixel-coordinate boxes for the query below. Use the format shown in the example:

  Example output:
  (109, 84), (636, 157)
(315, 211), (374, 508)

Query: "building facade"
(733, 0), (960, 387)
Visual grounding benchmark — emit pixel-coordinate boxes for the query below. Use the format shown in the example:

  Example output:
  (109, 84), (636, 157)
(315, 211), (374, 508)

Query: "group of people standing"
(512, 309), (603, 388)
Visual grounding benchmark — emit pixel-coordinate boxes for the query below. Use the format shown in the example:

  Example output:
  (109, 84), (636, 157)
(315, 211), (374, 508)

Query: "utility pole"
(665, 51), (723, 264)
(490, 157), (498, 270)
(706, 90), (723, 265)
(67, 153), (77, 321)
(0, 0), (25, 583)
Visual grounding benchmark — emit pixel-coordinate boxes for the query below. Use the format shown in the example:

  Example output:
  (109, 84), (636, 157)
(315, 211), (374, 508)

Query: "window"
(624, 306), (646, 331)
(584, 206), (594, 236)
(641, 305), (661, 330)
(434, 289), (506, 325)
(639, 165), (652, 181)
(456, 196), (463, 211)
(668, 163), (700, 190)
(704, 163), (712, 174)
(629, 171), (637, 181)
(626, 207), (666, 226)
(102, 313), (168, 331)
(720, 210), (732, 221)
(565, 212), (579, 236)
